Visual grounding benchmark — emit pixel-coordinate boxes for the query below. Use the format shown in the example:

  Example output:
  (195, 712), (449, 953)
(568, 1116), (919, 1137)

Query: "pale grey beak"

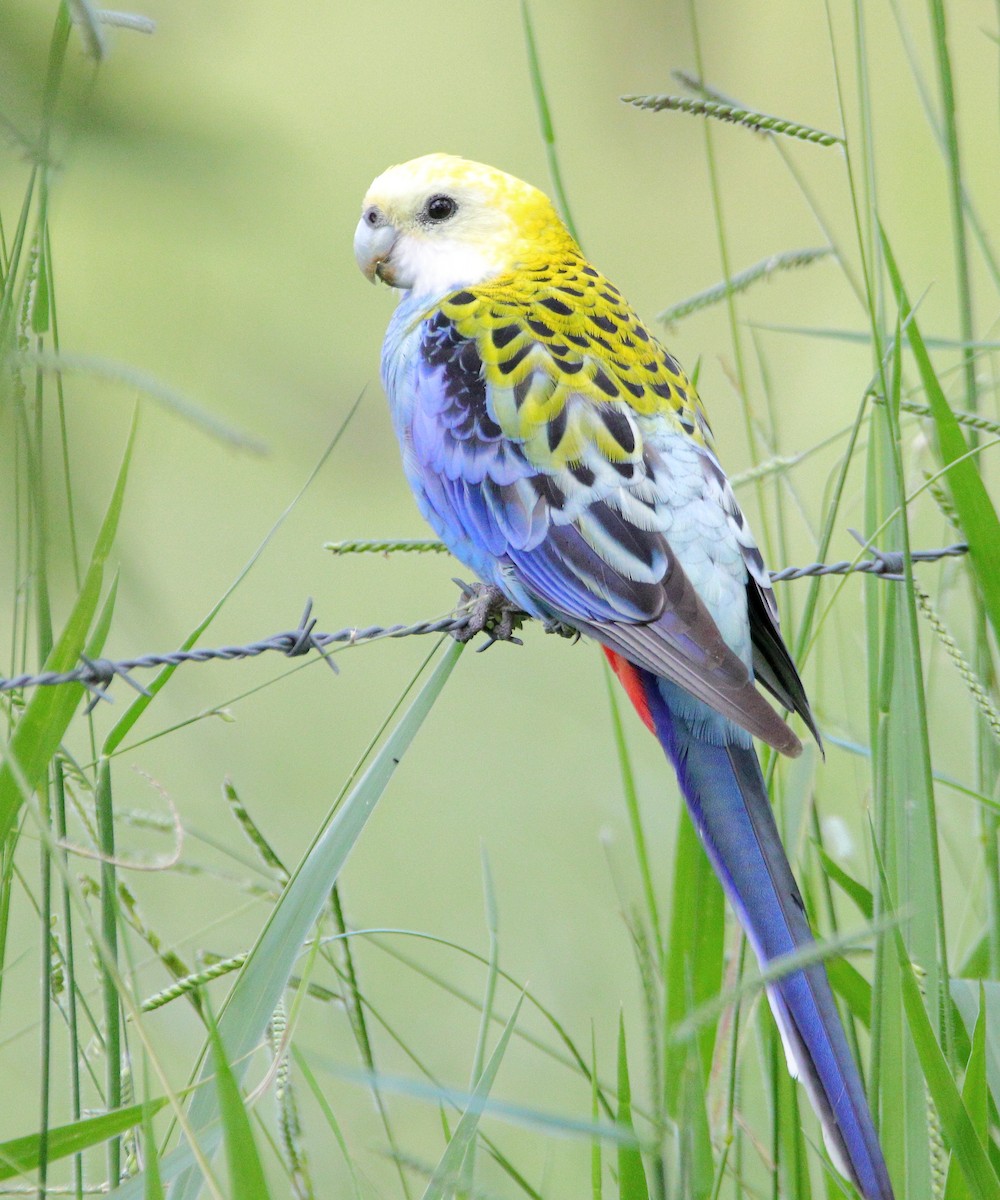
(354, 213), (398, 284)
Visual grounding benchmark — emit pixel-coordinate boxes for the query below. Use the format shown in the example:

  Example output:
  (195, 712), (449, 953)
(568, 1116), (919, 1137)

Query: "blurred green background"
(2, 1), (998, 1195)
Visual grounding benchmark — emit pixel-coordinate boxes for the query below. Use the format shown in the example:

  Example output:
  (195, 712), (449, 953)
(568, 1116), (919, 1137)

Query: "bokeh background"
(2, 1), (998, 1195)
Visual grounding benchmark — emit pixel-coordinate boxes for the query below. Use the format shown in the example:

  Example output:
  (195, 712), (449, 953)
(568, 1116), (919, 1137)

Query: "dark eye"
(364, 206), (381, 227)
(425, 194), (457, 222)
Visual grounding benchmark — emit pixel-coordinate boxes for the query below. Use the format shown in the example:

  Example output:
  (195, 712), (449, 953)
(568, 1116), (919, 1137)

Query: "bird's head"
(354, 153), (577, 297)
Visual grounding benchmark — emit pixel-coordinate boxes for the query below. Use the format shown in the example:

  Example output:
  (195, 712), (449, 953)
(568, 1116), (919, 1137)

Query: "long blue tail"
(607, 650), (893, 1200)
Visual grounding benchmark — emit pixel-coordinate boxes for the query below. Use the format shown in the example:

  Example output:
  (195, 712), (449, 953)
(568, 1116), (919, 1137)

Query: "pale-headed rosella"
(354, 153), (893, 1200)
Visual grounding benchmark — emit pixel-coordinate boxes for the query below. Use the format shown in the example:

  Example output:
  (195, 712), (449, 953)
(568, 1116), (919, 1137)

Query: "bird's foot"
(541, 617), (581, 643)
(452, 579), (525, 651)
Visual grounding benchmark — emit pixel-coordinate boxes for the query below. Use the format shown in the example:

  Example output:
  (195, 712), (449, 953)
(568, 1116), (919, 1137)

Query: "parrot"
(354, 153), (893, 1200)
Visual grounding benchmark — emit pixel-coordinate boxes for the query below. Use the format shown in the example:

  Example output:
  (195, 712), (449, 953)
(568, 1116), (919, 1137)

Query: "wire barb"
(0, 541), (970, 699)
(282, 599), (339, 673)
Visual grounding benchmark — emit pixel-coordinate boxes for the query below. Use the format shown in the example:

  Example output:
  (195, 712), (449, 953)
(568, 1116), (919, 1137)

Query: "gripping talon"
(451, 580), (525, 647)
(542, 617), (580, 642)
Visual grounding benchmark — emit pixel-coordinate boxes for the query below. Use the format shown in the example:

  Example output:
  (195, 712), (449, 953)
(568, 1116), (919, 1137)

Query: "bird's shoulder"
(413, 255), (713, 459)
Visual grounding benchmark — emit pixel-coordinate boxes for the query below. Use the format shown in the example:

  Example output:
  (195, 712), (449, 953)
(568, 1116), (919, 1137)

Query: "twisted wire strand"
(767, 539), (968, 582)
(0, 542), (969, 698)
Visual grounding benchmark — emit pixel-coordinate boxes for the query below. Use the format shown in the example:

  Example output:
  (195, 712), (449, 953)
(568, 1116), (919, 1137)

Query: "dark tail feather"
(606, 650), (893, 1200)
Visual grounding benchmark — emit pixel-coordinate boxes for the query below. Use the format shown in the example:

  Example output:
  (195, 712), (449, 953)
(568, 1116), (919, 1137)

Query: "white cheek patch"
(392, 236), (502, 298)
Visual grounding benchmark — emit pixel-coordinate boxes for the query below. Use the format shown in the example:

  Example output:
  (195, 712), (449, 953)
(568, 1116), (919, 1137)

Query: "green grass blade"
(161, 639), (464, 1200)
(590, 1030), (602, 1200)
(664, 803), (722, 1198)
(459, 847), (501, 1194)
(21, 349), (265, 453)
(815, 846), (874, 920)
(861, 286), (948, 1190)
(420, 995), (524, 1200)
(945, 986), (989, 1200)
(603, 662), (661, 960)
(616, 1015), (649, 1200)
(0, 1101), (167, 1181)
(291, 1046), (364, 1200)
(881, 229), (1000, 648)
(882, 869), (1000, 1199)
(103, 399), (361, 755)
(520, 0), (579, 241)
(679, 1075), (714, 1200)
(951, 982), (1000, 1115)
(0, 410), (136, 839)
(899, 959), (1000, 1199)
(96, 757), (122, 1187)
(765, 1014), (811, 1200)
(825, 957), (873, 1029)
(142, 1094), (166, 1200)
(304, 1056), (637, 1146)
(205, 1004), (272, 1199)
(671, 917), (895, 1045)
(664, 806), (723, 1102)
(925, 0), (978, 419)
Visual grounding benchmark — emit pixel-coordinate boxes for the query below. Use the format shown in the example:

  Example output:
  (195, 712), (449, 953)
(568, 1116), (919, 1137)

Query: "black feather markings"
(547, 404), (568, 453)
(530, 472), (566, 510)
(541, 522), (666, 623)
(540, 294), (574, 317)
(586, 500), (659, 571)
(497, 343), (531, 375)
(746, 576), (822, 749)
(421, 313), (499, 448)
(592, 367), (620, 398)
(590, 313), (617, 334)
(527, 317), (555, 339)
(598, 405), (637, 454)
(492, 323), (521, 349)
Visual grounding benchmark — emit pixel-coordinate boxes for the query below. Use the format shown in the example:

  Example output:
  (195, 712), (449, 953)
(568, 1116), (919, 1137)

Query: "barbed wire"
(0, 540), (969, 705)
(767, 536), (968, 581)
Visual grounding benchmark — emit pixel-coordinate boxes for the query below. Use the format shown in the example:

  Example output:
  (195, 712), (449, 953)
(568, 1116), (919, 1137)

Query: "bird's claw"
(452, 579), (525, 649)
(542, 617), (580, 642)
